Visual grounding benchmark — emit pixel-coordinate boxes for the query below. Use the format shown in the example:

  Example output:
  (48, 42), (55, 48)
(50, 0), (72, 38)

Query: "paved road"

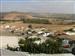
(0, 49), (74, 56)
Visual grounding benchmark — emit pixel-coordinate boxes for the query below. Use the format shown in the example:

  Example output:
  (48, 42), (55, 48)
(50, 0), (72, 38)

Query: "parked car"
(70, 40), (75, 55)
(72, 47), (75, 55)
(62, 38), (75, 53)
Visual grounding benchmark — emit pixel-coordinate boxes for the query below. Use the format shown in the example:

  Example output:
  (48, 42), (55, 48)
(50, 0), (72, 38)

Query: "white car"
(62, 39), (75, 54)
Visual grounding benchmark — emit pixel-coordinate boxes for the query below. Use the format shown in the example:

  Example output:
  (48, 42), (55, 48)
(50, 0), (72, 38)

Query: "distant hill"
(0, 12), (75, 20)
(0, 12), (33, 20)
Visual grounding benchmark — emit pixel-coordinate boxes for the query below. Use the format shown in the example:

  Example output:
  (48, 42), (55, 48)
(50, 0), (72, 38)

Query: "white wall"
(0, 36), (20, 49)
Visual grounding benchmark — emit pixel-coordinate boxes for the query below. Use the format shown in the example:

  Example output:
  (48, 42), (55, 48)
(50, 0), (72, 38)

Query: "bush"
(18, 38), (63, 54)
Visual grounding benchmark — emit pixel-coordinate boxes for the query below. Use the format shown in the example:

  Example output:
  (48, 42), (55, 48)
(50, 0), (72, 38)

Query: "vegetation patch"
(18, 38), (64, 54)
(21, 19), (50, 24)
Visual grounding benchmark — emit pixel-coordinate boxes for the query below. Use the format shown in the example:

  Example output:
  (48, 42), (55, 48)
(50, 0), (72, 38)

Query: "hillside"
(0, 12), (75, 25)
(0, 12), (33, 20)
(0, 12), (75, 20)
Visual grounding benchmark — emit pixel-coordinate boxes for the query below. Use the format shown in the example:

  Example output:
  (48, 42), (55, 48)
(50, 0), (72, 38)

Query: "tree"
(18, 37), (63, 54)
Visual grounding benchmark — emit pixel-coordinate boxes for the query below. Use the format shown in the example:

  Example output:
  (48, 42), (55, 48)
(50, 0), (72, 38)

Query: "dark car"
(69, 40), (75, 53)
(72, 47), (75, 55)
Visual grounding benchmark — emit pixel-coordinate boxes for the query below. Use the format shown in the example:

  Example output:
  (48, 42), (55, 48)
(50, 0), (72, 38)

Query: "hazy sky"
(0, 0), (75, 14)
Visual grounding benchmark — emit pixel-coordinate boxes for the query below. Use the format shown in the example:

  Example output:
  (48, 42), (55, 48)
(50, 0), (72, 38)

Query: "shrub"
(18, 38), (63, 54)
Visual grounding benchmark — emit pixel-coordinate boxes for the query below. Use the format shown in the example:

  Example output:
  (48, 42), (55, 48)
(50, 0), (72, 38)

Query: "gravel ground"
(0, 49), (74, 56)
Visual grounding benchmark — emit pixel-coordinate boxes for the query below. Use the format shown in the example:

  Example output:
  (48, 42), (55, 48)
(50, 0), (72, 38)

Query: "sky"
(0, 0), (75, 14)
